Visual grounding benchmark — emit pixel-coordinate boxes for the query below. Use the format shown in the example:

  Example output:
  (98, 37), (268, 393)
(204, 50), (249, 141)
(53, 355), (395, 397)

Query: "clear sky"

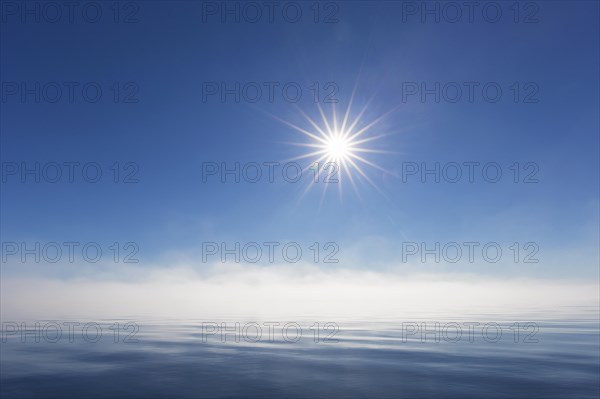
(1, 0), (598, 294)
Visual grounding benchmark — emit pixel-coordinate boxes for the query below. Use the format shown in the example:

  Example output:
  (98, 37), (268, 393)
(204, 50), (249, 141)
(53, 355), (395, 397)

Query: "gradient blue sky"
(1, 1), (598, 282)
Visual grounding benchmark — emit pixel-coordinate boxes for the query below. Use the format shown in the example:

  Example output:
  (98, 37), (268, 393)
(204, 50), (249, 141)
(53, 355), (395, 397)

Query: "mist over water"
(2, 308), (598, 398)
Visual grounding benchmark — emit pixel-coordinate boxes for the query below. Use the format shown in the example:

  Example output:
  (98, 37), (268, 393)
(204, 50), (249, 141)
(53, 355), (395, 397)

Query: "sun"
(266, 90), (401, 199)
(325, 134), (352, 161)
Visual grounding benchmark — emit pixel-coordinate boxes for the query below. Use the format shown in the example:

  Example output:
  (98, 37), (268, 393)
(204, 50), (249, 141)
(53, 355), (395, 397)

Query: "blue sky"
(1, 0), (598, 289)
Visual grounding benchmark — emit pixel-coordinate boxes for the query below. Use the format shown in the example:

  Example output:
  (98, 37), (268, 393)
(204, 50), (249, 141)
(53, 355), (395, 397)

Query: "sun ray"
(351, 132), (398, 146)
(341, 76), (360, 135)
(295, 106), (330, 140)
(345, 156), (388, 199)
(266, 112), (329, 145)
(347, 152), (391, 174)
(347, 103), (404, 141)
(332, 103), (338, 135)
(297, 153), (331, 197)
(343, 91), (379, 139)
(351, 148), (397, 155)
(302, 153), (331, 175)
(316, 102), (333, 136)
(284, 142), (329, 149)
(284, 149), (329, 163)
(275, 92), (400, 200)
(344, 161), (361, 200)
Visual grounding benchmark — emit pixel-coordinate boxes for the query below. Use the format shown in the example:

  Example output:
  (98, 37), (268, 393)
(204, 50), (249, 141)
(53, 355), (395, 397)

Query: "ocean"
(1, 309), (599, 398)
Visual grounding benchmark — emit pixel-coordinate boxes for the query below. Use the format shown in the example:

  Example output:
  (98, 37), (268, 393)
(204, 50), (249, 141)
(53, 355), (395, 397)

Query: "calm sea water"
(1, 309), (599, 398)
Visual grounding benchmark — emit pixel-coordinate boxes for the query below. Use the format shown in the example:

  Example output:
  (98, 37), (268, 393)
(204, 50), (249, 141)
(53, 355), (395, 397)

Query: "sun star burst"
(266, 90), (401, 201)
